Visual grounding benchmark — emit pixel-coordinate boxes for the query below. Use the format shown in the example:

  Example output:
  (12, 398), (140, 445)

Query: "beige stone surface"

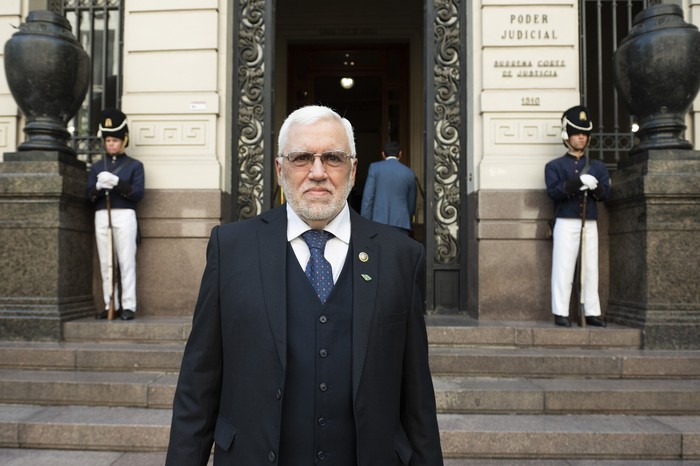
(18, 406), (171, 450)
(438, 413), (681, 458)
(0, 448), (215, 465)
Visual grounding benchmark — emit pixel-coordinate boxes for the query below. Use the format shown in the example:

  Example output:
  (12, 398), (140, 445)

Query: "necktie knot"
(301, 230), (334, 303)
(302, 229), (331, 251)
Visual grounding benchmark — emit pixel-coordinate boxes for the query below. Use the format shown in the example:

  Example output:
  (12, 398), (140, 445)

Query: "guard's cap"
(99, 108), (129, 146)
(561, 105), (593, 140)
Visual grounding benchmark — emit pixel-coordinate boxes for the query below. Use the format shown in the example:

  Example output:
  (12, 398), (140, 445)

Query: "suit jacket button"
(268, 450), (276, 462)
(319, 382), (328, 392)
(276, 388), (282, 399)
(317, 451), (326, 460)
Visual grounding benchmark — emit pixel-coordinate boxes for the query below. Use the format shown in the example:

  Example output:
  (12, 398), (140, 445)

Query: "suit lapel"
(258, 206), (288, 370)
(349, 211), (380, 401)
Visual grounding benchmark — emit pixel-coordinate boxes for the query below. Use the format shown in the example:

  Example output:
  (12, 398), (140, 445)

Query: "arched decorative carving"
(432, 0), (461, 264)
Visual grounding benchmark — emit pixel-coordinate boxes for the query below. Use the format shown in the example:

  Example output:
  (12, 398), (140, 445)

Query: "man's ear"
(275, 158), (283, 185)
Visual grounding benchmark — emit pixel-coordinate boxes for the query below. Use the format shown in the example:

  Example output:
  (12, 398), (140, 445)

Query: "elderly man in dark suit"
(166, 105), (443, 466)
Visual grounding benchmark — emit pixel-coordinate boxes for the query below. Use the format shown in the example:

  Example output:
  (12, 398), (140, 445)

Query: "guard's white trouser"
(551, 218), (601, 317)
(95, 209), (138, 312)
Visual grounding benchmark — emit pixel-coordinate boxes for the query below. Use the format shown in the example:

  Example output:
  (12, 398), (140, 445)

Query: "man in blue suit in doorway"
(361, 141), (417, 234)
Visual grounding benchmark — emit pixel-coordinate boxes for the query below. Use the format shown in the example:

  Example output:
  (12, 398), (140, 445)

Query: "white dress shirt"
(286, 202), (351, 283)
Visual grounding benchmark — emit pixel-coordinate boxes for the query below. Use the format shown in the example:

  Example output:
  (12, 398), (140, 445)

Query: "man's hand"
(579, 174), (598, 191)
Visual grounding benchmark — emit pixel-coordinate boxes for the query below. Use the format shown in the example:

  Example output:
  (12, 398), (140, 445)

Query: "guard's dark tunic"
(279, 245), (356, 466)
(544, 153), (611, 220)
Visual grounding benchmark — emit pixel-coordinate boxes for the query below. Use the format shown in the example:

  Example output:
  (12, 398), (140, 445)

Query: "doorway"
(286, 44), (411, 216)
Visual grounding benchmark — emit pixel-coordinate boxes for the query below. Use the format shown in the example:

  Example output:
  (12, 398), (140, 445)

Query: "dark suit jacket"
(361, 158), (417, 230)
(166, 205), (443, 466)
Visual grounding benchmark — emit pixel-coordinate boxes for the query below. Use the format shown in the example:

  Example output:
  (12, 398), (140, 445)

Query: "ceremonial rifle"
(105, 189), (118, 320)
(102, 152), (120, 321)
(573, 154), (591, 328)
(576, 189), (588, 328)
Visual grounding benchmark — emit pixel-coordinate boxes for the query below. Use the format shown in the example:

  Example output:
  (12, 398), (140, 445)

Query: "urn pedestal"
(606, 150), (700, 349)
(608, 3), (700, 349)
(0, 11), (94, 340)
(0, 151), (95, 340)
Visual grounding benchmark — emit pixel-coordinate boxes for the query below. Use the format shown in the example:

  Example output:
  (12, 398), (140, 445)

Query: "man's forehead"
(287, 121), (349, 146)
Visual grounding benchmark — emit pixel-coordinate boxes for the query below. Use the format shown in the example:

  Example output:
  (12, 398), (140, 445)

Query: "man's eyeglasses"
(282, 151), (354, 168)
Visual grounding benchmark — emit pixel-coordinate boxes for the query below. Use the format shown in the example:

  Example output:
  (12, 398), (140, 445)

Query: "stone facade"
(0, 0), (698, 334)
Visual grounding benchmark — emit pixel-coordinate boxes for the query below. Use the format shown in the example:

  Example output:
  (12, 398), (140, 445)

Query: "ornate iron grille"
(580, 0), (660, 167)
(232, 0), (274, 220)
(51, 0), (124, 166)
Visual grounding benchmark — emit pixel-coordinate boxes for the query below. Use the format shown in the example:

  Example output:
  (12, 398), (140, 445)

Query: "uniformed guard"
(544, 105), (611, 327)
(87, 108), (145, 320)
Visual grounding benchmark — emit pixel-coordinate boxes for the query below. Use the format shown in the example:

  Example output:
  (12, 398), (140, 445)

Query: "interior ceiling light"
(343, 52), (355, 67)
(340, 77), (354, 89)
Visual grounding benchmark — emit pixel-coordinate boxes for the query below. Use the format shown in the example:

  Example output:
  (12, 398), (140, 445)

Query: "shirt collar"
(286, 202), (351, 244)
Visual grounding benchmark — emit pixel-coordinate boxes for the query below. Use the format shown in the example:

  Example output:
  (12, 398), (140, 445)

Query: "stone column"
(606, 149), (700, 349)
(0, 151), (95, 340)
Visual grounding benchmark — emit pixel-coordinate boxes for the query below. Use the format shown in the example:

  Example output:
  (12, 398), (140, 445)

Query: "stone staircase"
(1, 315), (700, 465)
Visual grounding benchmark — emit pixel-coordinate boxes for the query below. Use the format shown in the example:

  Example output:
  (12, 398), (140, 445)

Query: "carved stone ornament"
(432, 0), (461, 264)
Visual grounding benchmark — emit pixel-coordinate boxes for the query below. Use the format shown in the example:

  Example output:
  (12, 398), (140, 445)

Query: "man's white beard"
(279, 170), (354, 222)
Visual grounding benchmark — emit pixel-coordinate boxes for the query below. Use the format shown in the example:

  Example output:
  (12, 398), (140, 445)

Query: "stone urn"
(4, 10), (90, 156)
(613, 3), (700, 155)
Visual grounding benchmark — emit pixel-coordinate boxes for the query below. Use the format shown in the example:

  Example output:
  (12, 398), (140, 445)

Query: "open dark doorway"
(287, 44), (411, 215)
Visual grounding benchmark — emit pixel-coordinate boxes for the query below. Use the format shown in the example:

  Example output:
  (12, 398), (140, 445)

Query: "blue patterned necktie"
(302, 229), (334, 303)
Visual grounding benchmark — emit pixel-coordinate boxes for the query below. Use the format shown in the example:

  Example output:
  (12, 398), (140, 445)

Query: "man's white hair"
(277, 105), (356, 157)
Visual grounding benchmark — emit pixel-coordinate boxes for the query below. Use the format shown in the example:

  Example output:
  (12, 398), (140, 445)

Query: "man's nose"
(308, 157), (327, 178)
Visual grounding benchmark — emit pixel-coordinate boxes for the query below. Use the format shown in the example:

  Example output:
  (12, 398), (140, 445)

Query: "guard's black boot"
(585, 316), (607, 327)
(554, 315), (571, 327)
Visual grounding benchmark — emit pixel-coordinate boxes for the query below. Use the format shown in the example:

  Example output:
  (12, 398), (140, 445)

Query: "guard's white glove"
(97, 171), (119, 189)
(579, 173), (598, 191)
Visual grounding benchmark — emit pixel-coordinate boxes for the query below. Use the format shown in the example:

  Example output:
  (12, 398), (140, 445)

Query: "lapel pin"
(359, 252), (369, 262)
(361, 274), (372, 281)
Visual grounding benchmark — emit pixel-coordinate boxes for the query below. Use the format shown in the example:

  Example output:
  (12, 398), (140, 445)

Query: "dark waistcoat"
(279, 245), (357, 466)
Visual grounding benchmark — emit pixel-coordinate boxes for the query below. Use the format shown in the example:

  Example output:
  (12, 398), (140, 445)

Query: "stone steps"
(0, 341), (184, 372)
(0, 369), (177, 409)
(433, 376), (700, 415)
(4, 340), (698, 379)
(63, 315), (643, 348)
(0, 450), (693, 466)
(3, 368), (700, 416)
(429, 346), (700, 378)
(438, 413), (700, 460)
(2, 316), (700, 462)
(425, 316), (642, 349)
(1, 404), (699, 460)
